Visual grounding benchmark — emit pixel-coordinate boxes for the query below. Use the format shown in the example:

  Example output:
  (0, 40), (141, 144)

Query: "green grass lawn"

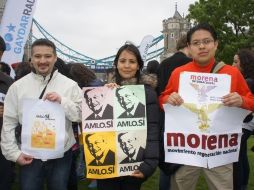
(12, 138), (254, 190)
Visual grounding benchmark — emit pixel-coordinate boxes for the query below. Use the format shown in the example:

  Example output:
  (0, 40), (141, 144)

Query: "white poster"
(21, 99), (65, 160)
(0, 0), (37, 64)
(82, 85), (147, 179)
(179, 72), (231, 105)
(164, 104), (249, 168)
(164, 71), (250, 168)
(139, 35), (154, 65)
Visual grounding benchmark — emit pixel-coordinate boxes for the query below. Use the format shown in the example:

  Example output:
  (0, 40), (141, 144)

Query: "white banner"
(139, 35), (154, 66)
(0, 0), (37, 64)
(82, 86), (147, 179)
(21, 99), (65, 160)
(164, 104), (249, 168)
(163, 71), (250, 168)
(179, 72), (231, 105)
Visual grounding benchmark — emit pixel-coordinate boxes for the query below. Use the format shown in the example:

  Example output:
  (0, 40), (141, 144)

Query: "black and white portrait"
(84, 88), (113, 120)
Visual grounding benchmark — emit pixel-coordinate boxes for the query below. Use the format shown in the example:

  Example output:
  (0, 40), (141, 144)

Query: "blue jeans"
(20, 149), (72, 190)
(159, 169), (170, 190)
(0, 148), (15, 190)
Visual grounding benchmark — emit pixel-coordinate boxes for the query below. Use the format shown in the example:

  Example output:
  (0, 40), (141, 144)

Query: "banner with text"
(82, 85), (147, 179)
(139, 35), (154, 66)
(164, 72), (250, 168)
(21, 99), (65, 160)
(0, 0), (37, 64)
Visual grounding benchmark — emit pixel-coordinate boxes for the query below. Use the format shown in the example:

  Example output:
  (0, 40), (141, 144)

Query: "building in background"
(161, 3), (191, 61)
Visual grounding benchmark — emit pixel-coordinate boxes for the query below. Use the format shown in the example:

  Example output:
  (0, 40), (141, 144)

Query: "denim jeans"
(20, 149), (72, 190)
(0, 148), (15, 190)
(159, 169), (170, 190)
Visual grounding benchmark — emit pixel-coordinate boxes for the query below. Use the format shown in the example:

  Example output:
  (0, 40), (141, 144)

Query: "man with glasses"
(160, 23), (254, 190)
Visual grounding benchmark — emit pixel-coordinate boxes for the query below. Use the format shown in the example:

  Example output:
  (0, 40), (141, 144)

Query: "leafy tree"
(187, 0), (254, 64)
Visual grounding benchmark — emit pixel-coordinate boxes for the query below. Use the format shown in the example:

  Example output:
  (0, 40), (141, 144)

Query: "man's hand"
(0, 105), (3, 117)
(131, 170), (145, 178)
(17, 153), (33, 166)
(166, 92), (184, 106)
(222, 92), (243, 107)
(44, 92), (61, 104)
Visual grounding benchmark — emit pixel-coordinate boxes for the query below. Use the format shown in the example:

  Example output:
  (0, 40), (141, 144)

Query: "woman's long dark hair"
(113, 43), (144, 84)
(236, 49), (254, 80)
(68, 63), (96, 87)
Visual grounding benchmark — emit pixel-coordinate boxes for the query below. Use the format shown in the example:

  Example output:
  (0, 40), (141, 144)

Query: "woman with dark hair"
(67, 63), (103, 189)
(68, 63), (102, 87)
(97, 43), (160, 190)
(233, 49), (254, 190)
(234, 49), (254, 92)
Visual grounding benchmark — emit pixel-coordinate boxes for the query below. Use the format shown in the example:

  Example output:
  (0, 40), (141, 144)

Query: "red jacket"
(159, 58), (254, 111)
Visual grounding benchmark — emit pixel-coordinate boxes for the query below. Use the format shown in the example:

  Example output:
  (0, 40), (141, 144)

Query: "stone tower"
(161, 3), (191, 61)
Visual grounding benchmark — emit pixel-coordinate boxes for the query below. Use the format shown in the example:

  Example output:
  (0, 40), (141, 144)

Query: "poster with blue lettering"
(82, 85), (147, 179)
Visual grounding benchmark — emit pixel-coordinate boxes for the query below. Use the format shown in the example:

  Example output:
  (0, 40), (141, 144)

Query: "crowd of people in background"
(0, 22), (254, 190)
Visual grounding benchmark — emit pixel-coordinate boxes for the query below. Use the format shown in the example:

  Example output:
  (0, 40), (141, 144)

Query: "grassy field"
(13, 138), (254, 190)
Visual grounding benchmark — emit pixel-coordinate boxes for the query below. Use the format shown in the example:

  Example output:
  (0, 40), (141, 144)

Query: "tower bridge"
(0, 1), (190, 70)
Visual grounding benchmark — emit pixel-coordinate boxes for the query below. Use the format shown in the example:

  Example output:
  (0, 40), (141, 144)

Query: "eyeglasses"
(190, 39), (214, 47)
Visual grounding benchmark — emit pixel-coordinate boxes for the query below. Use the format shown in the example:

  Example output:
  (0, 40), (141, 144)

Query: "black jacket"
(157, 51), (192, 94)
(138, 85), (160, 178)
(118, 102), (145, 118)
(109, 74), (160, 178)
(89, 149), (115, 166)
(120, 146), (145, 164)
(86, 104), (113, 120)
(0, 72), (13, 136)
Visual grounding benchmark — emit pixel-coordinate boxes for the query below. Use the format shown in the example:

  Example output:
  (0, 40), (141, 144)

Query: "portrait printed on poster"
(85, 132), (116, 166)
(117, 130), (146, 164)
(115, 86), (146, 119)
(83, 87), (113, 120)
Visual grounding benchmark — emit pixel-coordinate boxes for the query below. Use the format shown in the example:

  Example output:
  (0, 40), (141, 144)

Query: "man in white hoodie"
(1, 38), (82, 190)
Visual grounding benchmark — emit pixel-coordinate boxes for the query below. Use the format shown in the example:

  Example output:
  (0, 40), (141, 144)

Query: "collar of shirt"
(129, 102), (139, 116)
(128, 146), (140, 162)
(97, 104), (107, 118)
(97, 149), (110, 165)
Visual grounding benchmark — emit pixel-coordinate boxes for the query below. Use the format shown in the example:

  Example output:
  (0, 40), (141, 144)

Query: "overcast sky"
(33, 0), (197, 59)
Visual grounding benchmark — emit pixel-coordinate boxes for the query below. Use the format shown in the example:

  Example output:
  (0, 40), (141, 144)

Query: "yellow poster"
(31, 120), (56, 149)
(84, 132), (117, 179)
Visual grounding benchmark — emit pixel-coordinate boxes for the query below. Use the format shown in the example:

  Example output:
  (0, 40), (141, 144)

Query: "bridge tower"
(161, 3), (191, 61)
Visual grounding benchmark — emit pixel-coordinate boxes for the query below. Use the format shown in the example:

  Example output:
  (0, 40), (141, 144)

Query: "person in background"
(99, 43), (159, 190)
(14, 62), (32, 80)
(160, 23), (254, 190)
(157, 34), (192, 190)
(233, 49), (254, 190)
(0, 35), (15, 190)
(143, 60), (159, 90)
(0, 36), (5, 60)
(68, 62), (103, 189)
(1, 38), (82, 190)
(0, 61), (11, 76)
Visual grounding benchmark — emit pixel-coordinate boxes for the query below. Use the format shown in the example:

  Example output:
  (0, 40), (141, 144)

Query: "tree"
(187, 0), (254, 64)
